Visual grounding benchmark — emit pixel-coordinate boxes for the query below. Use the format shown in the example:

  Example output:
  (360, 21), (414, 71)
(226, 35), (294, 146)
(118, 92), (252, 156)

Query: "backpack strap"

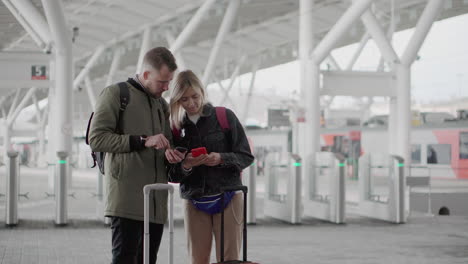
(116, 82), (130, 134)
(215, 107), (230, 131)
(172, 127), (181, 141)
(85, 112), (94, 145)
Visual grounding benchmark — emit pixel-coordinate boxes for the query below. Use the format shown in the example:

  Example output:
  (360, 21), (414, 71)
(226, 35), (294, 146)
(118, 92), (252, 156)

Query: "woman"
(168, 70), (254, 264)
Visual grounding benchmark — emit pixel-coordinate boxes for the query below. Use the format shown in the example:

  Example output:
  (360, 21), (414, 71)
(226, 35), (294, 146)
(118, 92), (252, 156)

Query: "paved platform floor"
(0, 167), (467, 263)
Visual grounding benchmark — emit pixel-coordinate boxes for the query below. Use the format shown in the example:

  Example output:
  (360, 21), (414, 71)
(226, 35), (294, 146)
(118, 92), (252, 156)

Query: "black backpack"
(85, 82), (129, 174)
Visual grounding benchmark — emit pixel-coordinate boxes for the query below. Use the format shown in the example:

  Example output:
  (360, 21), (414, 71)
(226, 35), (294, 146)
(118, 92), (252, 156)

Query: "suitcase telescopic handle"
(143, 184), (174, 264)
(220, 185), (249, 262)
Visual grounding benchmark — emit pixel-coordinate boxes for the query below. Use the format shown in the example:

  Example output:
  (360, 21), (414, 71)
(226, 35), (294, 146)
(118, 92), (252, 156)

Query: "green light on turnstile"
(397, 163), (404, 167)
(251, 162), (256, 166)
(58, 160), (67, 164)
(338, 163), (345, 167)
(293, 162), (302, 167)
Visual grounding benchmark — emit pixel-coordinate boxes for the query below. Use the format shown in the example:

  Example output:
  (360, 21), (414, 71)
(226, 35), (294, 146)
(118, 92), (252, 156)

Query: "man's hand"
(165, 148), (186, 164)
(182, 153), (208, 170)
(145, 134), (170, 149)
(203, 152), (223, 167)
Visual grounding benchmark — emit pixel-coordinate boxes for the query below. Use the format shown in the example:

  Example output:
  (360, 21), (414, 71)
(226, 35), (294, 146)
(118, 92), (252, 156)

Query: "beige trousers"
(184, 193), (243, 264)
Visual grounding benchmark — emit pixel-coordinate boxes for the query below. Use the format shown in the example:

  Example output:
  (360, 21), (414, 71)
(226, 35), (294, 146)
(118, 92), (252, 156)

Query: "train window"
(460, 132), (468, 159)
(427, 144), (451, 164)
(411, 145), (421, 164)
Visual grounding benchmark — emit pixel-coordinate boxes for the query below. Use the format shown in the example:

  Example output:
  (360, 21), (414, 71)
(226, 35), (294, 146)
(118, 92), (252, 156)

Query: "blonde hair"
(170, 70), (206, 129)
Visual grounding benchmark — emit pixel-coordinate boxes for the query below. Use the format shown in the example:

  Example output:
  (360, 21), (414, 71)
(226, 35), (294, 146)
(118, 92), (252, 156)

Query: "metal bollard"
(55, 151), (68, 225)
(333, 154), (346, 224)
(243, 163), (257, 224)
(6, 151), (19, 226)
(291, 154), (302, 224)
(392, 156), (405, 223)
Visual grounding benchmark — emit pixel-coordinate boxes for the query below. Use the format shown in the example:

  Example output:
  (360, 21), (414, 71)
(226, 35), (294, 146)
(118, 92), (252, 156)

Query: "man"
(89, 47), (185, 263)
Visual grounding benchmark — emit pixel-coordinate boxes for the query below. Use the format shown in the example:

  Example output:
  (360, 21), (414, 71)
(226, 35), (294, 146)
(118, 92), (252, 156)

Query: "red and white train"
(320, 121), (468, 179)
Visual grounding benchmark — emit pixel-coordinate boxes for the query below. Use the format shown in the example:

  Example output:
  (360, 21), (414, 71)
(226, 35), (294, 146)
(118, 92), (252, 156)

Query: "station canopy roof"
(1, 0), (468, 120)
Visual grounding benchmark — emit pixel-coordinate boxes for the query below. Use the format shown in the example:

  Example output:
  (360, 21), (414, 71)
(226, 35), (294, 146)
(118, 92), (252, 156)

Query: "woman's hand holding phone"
(203, 152), (223, 166)
(182, 153), (208, 170)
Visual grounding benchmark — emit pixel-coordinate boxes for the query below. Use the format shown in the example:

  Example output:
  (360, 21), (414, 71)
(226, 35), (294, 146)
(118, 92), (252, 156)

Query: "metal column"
(395, 64), (411, 163)
(298, 0), (314, 162)
(42, 0), (73, 225)
(2, 123), (11, 165)
(6, 151), (19, 226)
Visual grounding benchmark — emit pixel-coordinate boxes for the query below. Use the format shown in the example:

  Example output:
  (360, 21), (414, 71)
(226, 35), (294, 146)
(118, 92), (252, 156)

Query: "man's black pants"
(111, 216), (164, 264)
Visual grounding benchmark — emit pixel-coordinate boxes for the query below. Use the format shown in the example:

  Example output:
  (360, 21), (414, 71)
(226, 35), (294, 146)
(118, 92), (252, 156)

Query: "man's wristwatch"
(140, 135), (147, 147)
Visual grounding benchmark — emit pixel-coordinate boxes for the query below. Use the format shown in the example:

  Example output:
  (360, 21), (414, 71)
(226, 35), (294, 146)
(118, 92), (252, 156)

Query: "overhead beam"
(220, 54), (246, 105)
(7, 89), (22, 120)
(360, 8), (400, 67)
(401, 0), (444, 65)
(75, 1), (206, 63)
(346, 32), (370, 70)
(216, 80), (235, 106)
(7, 87), (36, 126)
(73, 46), (105, 91)
(84, 76), (96, 110)
(136, 27), (152, 74)
(5, 0), (52, 47)
(166, 30), (187, 70)
(106, 48), (122, 86)
(327, 54), (341, 70)
(4, 33), (30, 51)
(170, 0), (218, 54)
(2, 0), (46, 50)
(312, 0), (373, 64)
(242, 60), (260, 124)
(202, 0), (241, 85)
(32, 92), (42, 124)
(377, 22), (396, 72)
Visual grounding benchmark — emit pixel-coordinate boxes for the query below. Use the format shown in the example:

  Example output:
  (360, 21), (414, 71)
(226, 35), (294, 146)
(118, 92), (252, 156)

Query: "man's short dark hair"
(143, 47), (177, 72)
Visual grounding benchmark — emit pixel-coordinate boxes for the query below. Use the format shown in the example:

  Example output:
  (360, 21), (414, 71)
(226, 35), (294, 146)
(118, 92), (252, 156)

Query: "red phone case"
(191, 147), (207, 157)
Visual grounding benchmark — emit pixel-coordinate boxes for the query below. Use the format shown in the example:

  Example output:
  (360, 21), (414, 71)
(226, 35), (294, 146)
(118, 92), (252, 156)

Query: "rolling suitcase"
(143, 183), (175, 264)
(213, 185), (259, 264)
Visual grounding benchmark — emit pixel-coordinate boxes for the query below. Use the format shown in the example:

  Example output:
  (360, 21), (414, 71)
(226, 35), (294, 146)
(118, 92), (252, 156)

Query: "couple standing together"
(88, 46), (254, 264)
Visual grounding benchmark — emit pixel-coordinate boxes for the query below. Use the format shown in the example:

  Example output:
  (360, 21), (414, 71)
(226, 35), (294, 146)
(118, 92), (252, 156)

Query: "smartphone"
(191, 147), (207, 157)
(175, 146), (188, 153)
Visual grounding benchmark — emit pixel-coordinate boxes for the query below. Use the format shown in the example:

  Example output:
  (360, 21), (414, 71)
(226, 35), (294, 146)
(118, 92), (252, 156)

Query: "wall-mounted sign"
(268, 108), (291, 127)
(31, 65), (47, 80)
